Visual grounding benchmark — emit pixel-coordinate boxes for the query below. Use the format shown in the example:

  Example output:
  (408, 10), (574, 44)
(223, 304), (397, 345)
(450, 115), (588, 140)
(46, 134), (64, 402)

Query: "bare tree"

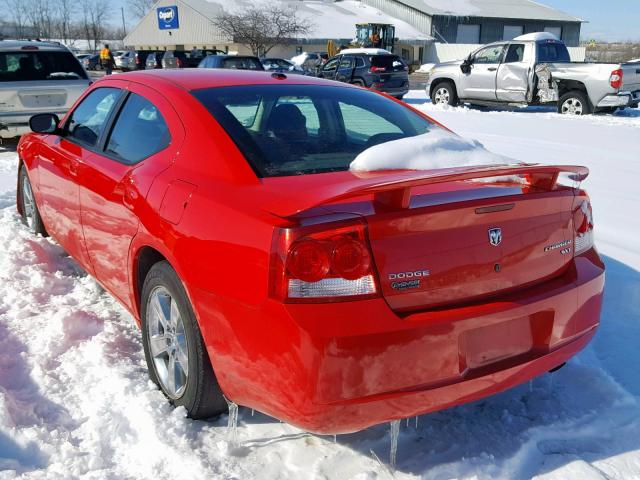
(55, 0), (73, 43)
(129, 0), (156, 19)
(81, 0), (108, 51)
(214, 3), (313, 56)
(24, 0), (56, 39)
(4, 0), (29, 38)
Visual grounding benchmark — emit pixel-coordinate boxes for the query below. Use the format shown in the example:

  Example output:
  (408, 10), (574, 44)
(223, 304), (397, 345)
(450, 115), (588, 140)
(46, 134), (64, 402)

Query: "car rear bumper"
(597, 90), (640, 107)
(196, 248), (604, 434)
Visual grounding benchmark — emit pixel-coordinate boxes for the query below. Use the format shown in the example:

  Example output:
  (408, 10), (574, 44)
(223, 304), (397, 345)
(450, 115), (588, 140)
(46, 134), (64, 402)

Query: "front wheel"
(431, 82), (458, 106)
(558, 91), (591, 115)
(18, 166), (48, 236)
(141, 261), (227, 419)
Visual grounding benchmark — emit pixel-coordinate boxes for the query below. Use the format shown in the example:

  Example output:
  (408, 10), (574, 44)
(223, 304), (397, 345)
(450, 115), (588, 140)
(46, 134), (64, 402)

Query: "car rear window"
(537, 41), (570, 63)
(370, 55), (406, 72)
(192, 85), (433, 177)
(0, 50), (87, 81)
(221, 57), (264, 70)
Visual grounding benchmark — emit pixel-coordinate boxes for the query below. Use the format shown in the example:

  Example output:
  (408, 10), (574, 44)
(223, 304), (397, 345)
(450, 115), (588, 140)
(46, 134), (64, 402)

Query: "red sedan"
(16, 70), (604, 434)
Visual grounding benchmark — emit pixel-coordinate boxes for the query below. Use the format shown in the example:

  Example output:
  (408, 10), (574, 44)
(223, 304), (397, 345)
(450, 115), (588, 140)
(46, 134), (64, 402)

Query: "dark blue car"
(198, 55), (264, 71)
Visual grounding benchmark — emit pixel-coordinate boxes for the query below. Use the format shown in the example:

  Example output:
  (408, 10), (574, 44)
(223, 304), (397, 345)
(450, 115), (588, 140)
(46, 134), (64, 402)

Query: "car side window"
(355, 57), (366, 68)
(323, 58), (339, 72)
(339, 57), (353, 69)
(474, 45), (505, 64)
(504, 44), (525, 63)
(105, 93), (170, 165)
(66, 87), (121, 147)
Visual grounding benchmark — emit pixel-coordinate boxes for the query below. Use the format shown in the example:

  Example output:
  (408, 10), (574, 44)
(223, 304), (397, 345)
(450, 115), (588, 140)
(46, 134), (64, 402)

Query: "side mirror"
(29, 113), (60, 134)
(461, 58), (472, 74)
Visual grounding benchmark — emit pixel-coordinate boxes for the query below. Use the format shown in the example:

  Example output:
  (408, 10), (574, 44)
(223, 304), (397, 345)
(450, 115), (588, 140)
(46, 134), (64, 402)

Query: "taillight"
(369, 66), (386, 73)
(270, 220), (379, 302)
(610, 68), (623, 89)
(573, 199), (594, 255)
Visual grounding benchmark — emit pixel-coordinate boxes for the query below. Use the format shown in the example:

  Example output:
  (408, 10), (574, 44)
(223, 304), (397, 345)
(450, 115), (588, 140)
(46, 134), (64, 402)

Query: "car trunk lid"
(262, 164), (587, 311)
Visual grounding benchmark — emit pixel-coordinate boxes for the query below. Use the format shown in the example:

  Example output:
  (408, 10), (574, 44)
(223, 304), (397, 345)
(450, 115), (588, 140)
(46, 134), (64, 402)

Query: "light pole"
(121, 7), (127, 36)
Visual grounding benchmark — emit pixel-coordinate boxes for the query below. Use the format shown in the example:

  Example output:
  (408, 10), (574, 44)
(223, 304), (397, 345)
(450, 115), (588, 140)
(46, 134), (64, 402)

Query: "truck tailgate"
(622, 63), (640, 92)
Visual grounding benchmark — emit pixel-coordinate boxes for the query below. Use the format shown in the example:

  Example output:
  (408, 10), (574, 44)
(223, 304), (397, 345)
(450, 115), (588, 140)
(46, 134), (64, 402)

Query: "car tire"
(394, 95), (404, 101)
(350, 79), (365, 87)
(141, 261), (228, 419)
(431, 81), (458, 106)
(558, 91), (592, 115)
(18, 165), (48, 236)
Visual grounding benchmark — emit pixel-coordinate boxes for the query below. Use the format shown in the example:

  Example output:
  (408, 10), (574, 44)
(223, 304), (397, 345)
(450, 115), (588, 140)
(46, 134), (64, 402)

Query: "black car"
(198, 55), (264, 71)
(82, 53), (101, 71)
(318, 52), (409, 99)
(133, 50), (159, 70)
(162, 49), (227, 69)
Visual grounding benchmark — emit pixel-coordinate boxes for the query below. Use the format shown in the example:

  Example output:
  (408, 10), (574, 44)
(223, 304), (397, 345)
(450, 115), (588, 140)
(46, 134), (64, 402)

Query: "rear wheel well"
(135, 246), (167, 313)
(556, 80), (587, 98)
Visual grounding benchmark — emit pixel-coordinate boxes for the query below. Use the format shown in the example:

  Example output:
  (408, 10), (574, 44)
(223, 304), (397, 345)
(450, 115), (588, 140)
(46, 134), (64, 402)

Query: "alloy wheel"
(434, 87), (451, 105)
(561, 98), (584, 115)
(146, 286), (189, 398)
(21, 175), (36, 231)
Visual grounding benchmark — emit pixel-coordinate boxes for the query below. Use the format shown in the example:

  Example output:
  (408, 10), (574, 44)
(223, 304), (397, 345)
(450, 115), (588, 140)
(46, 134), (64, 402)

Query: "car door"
(36, 86), (123, 272)
(459, 44), (506, 100)
(77, 82), (184, 305)
(496, 43), (531, 102)
(335, 56), (355, 83)
(319, 57), (339, 79)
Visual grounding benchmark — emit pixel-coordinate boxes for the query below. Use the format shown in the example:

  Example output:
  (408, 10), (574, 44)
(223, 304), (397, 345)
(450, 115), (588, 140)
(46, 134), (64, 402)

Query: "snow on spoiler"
(263, 164), (589, 218)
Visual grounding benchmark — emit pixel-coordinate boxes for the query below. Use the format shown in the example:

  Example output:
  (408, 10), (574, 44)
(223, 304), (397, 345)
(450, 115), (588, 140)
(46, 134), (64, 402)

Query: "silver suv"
(0, 40), (90, 138)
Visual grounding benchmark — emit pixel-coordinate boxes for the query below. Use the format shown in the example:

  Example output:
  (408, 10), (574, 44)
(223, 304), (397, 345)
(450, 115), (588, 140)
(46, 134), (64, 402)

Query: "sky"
(111, 0), (640, 42)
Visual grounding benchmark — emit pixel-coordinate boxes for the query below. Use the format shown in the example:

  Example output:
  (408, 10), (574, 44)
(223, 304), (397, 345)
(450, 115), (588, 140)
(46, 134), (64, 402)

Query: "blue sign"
(157, 6), (179, 30)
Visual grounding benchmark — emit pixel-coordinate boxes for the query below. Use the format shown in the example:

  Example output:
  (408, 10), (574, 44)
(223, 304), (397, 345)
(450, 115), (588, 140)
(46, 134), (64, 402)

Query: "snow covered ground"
(1, 94), (639, 479)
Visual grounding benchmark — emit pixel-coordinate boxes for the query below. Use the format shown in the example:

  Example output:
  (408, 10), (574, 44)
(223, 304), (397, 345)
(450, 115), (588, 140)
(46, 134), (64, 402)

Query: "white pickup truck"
(425, 33), (640, 115)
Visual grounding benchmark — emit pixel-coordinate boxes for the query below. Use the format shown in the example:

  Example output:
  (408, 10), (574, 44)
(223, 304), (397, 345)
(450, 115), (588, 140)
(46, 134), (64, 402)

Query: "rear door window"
(0, 51), (87, 81)
(66, 87), (121, 147)
(504, 44), (525, 63)
(105, 93), (171, 164)
(338, 102), (402, 142)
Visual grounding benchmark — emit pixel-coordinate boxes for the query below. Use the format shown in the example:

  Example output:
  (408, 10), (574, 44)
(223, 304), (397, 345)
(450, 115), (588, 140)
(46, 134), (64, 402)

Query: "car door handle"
(488, 67), (498, 71)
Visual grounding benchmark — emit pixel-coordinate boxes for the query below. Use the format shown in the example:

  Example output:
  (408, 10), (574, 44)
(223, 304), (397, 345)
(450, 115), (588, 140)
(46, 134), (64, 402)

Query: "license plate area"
(462, 316), (534, 370)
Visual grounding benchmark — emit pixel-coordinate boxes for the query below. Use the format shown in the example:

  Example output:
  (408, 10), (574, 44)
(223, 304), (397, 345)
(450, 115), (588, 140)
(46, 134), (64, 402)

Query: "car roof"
(106, 69), (355, 91)
(0, 40), (70, 52)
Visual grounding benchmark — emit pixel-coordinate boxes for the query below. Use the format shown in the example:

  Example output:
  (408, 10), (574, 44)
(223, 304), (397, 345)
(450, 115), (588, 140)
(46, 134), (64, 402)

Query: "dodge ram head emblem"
(488, 228), (502, 246)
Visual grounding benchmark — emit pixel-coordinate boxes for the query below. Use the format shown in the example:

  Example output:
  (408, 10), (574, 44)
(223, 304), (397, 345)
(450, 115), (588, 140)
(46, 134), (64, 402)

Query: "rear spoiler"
(264, 164), (589, 218)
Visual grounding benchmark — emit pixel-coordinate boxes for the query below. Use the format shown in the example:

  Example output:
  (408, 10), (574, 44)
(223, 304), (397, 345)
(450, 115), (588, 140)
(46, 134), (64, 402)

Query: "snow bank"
(290, 52), (309, 66)
(417, 63), (435, 73)
(350, 128), (512, 172)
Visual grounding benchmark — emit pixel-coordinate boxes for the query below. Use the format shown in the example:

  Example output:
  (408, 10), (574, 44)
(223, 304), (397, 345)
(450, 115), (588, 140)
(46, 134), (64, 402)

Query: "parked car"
(18, 70), (604, 434)
(162, 49), (227, 69)
(75, 53), (91, 61)
(262, 57), (307, 75)
(130, 50), (157, 71)
(114, 50), (136, 71)
(145, 51), (164, 69)
(291, 51), (326, 74)
(82, 53), (101, 71)
(318, 49), (409, 99)
(198, 55), (264, 70)
(426, 32), (640, 114)
(0, 40), (90, 138)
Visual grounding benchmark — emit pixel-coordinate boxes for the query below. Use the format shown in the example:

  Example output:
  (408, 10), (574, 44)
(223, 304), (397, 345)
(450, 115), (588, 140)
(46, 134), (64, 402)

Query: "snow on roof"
(203, 0), (433, 41)
(396, 0), (582, 22)
(514, 32), (559, 41)
(350, 129), (513, 172)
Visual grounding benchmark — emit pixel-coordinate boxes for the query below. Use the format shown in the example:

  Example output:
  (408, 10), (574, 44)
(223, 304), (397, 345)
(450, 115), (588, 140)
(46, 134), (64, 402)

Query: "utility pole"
(121, 7), (127, 36)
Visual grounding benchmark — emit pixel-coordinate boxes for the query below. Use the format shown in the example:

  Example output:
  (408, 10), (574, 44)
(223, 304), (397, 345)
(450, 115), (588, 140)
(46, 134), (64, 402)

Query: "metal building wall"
(124, 0), (229, 49)
(361, 0), (432, 34)
(431, 16), (581, 47)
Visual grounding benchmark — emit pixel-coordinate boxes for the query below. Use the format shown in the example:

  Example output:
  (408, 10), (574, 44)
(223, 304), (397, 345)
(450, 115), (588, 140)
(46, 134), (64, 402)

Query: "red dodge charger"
(17, 70), (604, 434)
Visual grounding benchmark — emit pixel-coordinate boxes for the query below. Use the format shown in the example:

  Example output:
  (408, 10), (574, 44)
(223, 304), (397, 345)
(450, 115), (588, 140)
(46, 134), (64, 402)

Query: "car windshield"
(192, 85), (434, 177)
(0, 51), (87, 81)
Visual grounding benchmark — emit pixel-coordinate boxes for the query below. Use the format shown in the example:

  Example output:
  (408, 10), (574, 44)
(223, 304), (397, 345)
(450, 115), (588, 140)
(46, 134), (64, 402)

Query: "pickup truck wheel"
(432, 82), (458, 106)
(558, 91), (591, 115)
(18, 166), (48, 237)
(141, 261), (228, 419)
